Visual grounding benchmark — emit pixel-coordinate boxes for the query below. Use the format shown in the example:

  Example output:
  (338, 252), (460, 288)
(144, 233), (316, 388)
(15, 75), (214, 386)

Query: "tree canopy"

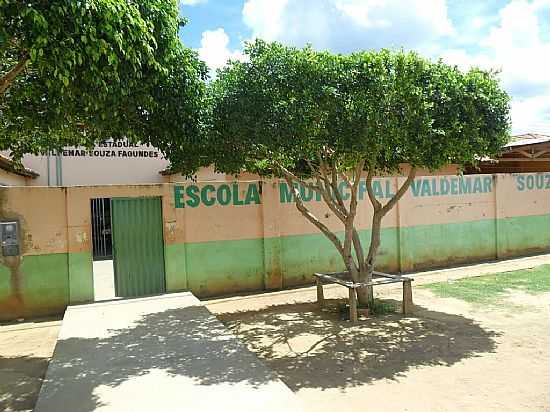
(0, 0), (207, 160)
(205, 40), (510, 305)
(207, 40), (510, 177)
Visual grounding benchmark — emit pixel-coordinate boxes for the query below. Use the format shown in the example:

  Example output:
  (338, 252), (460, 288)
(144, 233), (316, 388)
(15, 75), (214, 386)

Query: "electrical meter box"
(1, 221), (20, 257)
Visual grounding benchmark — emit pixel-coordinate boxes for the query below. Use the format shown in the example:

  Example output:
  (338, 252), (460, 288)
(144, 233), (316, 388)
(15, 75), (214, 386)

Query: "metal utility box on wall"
(1, 220), (20, 256)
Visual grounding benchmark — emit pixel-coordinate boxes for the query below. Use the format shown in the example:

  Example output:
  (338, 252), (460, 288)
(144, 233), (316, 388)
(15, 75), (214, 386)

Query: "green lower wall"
(0, 253), (69, 320)
(498, 214), (550, 257)
(278, 228), (399, 287)
(185, 238), (265, 296)
(68, 252), (94, 303)
(178, 213), (550, 298)
(400, 219), (497, 271)
(165, 243), (187, 292)
(2, 213), (550, 319)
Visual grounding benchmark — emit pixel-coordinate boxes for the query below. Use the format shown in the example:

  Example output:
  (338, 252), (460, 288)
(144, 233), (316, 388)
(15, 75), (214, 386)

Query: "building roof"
(505, 133), (550, 149)
(0, 154), (39, 178)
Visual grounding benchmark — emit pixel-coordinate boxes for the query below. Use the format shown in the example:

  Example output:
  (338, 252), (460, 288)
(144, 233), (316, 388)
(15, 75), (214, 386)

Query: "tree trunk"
(357, 167), (417, 308)
(356, 212), (382, 306)
(279, 161), (416, 312)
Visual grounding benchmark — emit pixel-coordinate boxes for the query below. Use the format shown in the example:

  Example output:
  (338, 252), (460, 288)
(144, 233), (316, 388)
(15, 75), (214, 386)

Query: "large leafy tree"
(205, 41), (510, 305)
(0, 0), (207, 160)
(0, 0), (207, 312)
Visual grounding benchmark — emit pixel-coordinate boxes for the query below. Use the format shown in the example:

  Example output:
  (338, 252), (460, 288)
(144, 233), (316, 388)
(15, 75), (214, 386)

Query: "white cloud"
(237, 0), (550, 135)
(440, 49), (495, 72)
(511, 96), (550, 134)
(242, 0), (289, 41)
(197, 28), (245, 77)
(242, 0), (454, 53)
(441, 0), (550, 134)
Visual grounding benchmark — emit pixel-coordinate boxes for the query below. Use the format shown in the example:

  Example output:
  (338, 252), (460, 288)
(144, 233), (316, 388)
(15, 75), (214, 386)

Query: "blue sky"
(178, 0), (550, 135)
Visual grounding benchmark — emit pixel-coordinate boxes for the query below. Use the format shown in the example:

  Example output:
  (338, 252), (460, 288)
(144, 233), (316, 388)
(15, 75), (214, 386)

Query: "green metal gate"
(111, 197), (166, 297)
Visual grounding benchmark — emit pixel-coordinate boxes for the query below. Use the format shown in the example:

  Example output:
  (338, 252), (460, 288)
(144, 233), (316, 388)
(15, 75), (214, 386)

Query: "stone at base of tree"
(402, 280), (414, 315)
(316, 277), (325, 308)
(357, 307), (370, 317)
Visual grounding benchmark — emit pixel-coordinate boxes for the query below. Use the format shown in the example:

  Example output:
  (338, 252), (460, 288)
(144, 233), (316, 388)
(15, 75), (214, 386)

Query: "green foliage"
(0, 0), (207, 159)
(366, 299), (396, 315)
(206, 40), (510, 177)
(423, 265), (550, 305)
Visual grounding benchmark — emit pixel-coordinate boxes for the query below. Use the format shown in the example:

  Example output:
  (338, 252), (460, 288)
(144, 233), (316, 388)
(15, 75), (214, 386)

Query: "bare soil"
(0, 318), (61, 412)
(209, 286), (550, 412)
(1, 257), (549, 412)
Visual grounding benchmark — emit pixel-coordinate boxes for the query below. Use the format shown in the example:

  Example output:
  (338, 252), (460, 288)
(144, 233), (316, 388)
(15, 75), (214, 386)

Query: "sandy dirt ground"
(209, 286), (550, 412)
(0, 318), (61, 412)
(1, 254), (549, 412)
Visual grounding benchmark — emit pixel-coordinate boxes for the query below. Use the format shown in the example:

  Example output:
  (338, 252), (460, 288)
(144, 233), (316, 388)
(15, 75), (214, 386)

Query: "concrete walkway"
(34, 292), (302, 412)
(92, 260), (115, 301)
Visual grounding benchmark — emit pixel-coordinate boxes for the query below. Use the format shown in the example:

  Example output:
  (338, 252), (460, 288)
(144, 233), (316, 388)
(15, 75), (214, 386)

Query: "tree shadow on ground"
(35, 305), (290, 412)
(33, 299), (499, 411)
(218, 299), (501, 391)
(0, 356), (50, 412)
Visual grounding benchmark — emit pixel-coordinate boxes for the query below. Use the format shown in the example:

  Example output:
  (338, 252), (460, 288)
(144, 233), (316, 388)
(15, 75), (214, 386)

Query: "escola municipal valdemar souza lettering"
(174, 183), (261, 208)
(174, 176), (495, 208)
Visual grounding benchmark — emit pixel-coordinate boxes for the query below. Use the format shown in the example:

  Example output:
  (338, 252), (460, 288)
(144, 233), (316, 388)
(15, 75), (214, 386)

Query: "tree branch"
(282, 175), (345, 258)
(365, 169), (382, 212)
(0, 52), (29, 96)
(352, 229), (365, 271)
(317, 158), (349, 220)
(342, 160), (365, 278)
(278, 162), (323, 195)
(381, 167), (417, 216)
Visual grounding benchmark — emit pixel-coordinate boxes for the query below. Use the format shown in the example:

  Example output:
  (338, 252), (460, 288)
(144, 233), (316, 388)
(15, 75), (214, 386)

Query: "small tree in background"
(0, 0), (207, 161)
(205, 41), (510, 306)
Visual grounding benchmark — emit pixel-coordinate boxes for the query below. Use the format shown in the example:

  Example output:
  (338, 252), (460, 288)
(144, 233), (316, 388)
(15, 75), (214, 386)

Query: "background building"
(466, 133), (550, 174)
(0, 153), (38, 186)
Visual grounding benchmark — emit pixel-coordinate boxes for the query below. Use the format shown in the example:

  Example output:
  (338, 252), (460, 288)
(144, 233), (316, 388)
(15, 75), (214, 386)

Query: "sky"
(178, 0), (550, 135)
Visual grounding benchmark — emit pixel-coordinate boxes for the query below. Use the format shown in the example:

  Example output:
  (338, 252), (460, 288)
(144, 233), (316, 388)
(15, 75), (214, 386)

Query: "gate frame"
(110, 195), (167, 298)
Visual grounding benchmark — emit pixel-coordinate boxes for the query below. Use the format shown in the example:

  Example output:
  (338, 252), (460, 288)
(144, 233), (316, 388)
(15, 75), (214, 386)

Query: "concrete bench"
(313, 271), (414, 322)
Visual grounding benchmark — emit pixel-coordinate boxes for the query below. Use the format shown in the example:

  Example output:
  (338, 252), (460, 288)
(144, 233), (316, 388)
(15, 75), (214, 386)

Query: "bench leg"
(349, 288), (358, 322)
(316, 278), (325, 308)
(402, 280), (414, 315)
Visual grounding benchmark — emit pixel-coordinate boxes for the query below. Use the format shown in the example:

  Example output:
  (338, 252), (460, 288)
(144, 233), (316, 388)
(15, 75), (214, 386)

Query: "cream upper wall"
(1, 173), (549, 257)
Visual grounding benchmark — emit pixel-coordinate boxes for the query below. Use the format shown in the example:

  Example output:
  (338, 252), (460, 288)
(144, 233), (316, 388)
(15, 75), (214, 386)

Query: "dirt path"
(211, 288), (550, 412)
(0, 318), (61, 412)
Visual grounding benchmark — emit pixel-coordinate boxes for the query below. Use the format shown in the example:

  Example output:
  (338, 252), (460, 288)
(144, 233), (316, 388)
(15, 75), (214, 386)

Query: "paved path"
(92, 260), (115, 301)
(34, 292), (302, 412)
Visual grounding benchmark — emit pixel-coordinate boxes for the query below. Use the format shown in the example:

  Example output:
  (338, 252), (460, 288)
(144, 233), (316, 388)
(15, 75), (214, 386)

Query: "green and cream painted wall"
(1, 173), (550, 320)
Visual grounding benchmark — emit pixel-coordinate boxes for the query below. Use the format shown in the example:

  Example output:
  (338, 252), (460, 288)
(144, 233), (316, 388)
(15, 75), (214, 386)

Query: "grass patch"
(367, 299), (396, 315)
(423, 264), (550, 304)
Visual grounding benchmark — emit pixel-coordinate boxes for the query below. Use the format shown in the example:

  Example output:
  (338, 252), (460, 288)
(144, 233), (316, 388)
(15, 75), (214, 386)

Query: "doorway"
(91, 196), (166, 300)
(110, 197), (166, 298)
(91, 198), (115, 300)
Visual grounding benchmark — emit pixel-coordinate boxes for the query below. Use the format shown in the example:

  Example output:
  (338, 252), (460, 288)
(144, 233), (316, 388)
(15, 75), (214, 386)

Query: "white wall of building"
(21, 141), (170, 186)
